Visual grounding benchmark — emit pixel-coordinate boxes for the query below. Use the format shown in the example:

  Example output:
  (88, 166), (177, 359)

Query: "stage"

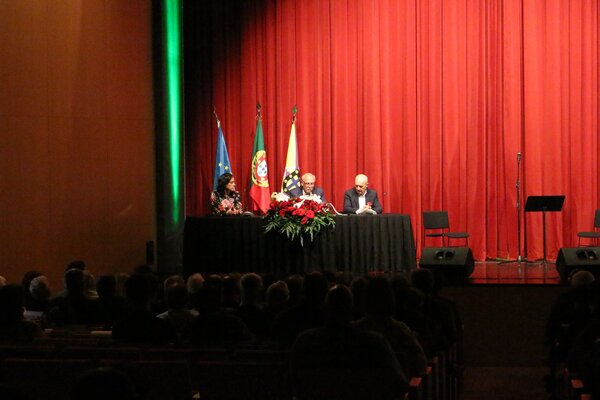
(466, 261), (561, 285)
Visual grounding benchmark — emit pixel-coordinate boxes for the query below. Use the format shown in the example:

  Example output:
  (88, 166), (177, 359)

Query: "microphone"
(517, 152), (522, 161)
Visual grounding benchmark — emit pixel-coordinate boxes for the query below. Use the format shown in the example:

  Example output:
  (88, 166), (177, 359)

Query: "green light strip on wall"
(164, 0), (182, 224)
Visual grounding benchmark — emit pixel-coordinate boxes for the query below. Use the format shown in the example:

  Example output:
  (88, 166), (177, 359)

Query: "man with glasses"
(289, 172), (327, 203)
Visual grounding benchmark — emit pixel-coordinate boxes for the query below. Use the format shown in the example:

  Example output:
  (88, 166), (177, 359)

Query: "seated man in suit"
(343, 174), (383, 214)
(289, 172), (326, 203)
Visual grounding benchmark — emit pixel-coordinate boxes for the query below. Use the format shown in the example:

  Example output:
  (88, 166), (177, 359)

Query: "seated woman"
(211, 173), (243, 215)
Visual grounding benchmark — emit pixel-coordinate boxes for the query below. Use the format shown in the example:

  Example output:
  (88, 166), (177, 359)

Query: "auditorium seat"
(1, 358), (93, 400)
(99, 359), (192, 400)
(190, 360), (289, 400)
(292, 366), (405, 400)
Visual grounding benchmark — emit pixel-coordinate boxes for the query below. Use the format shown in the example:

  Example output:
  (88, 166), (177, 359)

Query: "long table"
(183, 214), (416, 276)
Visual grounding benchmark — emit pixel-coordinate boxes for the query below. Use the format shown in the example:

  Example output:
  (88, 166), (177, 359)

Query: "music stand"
(524, 195), (565, 265)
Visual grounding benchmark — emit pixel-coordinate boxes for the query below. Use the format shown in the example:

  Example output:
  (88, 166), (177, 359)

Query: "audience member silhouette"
(96, 275), (127, 328)
(264, 280), (290, 332)
(21, 270), (42, 309)
(186, 273), (204, 293)
(222, 273), (242, 312)
(0, 284), (43, 341)
(112, 273), (175, 344)
(391, 275), (444, 355)
(290, 284), (409, 400)
(46, 268), (106, 327)
(349, 276), (369, 321)
(83, 271), (98, 299)
(156, 283), (197, 339)
(411, 268), (459, 348)
(271, 271), (328, 345)
(545, 270), (595, 360)
(285, 274), (304, 307)
(565, 280), (600, 394)
(66, 260), (86, 271)
(354, 276), (428, 377)
(236, 273), (269, 337)
(27, 275), (51, 312)
(183, 275), (253, 346)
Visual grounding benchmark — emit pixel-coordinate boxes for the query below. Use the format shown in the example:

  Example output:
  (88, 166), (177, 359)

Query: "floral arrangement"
(264, 192), (336, 245)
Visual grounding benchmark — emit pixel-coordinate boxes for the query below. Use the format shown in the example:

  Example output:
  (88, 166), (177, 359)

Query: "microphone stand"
(498, 152), (525, 265)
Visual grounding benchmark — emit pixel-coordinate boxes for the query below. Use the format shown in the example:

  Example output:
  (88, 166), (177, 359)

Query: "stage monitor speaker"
(555, 247), (600, 282)
(419, 247), (474, 279)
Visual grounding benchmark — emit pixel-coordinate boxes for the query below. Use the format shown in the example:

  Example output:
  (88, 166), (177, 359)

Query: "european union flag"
(213, 120), (232, 191)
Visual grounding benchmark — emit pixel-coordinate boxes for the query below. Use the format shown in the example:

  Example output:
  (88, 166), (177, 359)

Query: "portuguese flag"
(249, 112), (271, 214)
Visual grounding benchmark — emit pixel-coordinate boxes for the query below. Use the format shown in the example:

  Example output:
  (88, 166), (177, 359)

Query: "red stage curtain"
(184, 0), (599, 260)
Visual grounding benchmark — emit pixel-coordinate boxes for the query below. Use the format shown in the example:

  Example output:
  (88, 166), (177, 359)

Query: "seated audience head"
(285, 274), (304, 306)
(21, 270), (42, 292)
(66, 260), (86, 271)
(222, 273), (241, 308)
(0, 284), (26, 323)
(323, 270), (337, 286)
(302, 271), (329, 307)
(124, 273), (159, 310)
(163, 275), (185, 292)
(266, 280), (289, 308)
(216, 172), (236, 195)
(70, 367), (138, 400)
(186, 273), (204, 294)
(350, 276), (369, 319)
(366, 276), (395, 317)
(64, 268), (86, 298)
(29, 275), (51, 302)
(96, 275), (118, 298)
(166, 284), (189, 311)
(323, 284), (353, 326)
(0, 275), (6, 287)
(569, 269), (595, 287)
(411, 268), (435, 296)
(83, 271), (98, 298)
(197, 274), (224, 312)
(240, 273), (263, 305)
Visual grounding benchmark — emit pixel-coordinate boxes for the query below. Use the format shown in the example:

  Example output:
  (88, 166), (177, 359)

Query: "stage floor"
(469, 260), (560, 285)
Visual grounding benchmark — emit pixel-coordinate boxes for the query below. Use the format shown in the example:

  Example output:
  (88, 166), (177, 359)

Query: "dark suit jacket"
(289, 186), (326, 203)
(343, 188), (383, 214)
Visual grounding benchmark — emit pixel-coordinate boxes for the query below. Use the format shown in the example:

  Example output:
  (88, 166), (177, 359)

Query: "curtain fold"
(184, 0), (600, 260)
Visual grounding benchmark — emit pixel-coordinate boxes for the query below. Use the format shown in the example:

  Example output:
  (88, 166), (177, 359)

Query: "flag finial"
(213, 107), (220, 124)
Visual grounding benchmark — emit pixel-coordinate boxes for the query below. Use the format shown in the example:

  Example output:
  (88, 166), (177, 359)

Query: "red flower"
(306, 210), (315, 219)
(293, 208), (306, 216)
(367, 202), (373, 207)
(301, 216), (308, 225)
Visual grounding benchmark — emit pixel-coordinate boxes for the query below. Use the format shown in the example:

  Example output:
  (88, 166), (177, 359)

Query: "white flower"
(271, 192), (290, 202)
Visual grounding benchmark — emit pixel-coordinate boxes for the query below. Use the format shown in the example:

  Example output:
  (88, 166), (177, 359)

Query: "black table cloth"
(183, 214), (416, 276)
